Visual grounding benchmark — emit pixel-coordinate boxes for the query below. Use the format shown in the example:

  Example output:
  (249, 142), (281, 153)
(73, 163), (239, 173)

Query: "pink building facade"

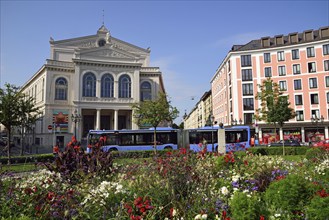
(211, 27), (329, 144)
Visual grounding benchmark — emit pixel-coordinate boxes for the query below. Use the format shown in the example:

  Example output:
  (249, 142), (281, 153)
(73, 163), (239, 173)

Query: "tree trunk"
(20, 127), (24, 156)
(153, 127), (157, 155)
(7, 129), (11, 165)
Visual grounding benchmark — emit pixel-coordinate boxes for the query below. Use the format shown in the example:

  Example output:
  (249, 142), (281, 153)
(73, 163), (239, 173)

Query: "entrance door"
(101, 116), (111, 130)
(83, 115), (95, 137)
(118, 116), (126, 130)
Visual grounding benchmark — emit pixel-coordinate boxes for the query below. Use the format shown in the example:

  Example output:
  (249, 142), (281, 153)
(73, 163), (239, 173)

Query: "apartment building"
(184, 90), (213, 129)
(211, 26), (329, 144)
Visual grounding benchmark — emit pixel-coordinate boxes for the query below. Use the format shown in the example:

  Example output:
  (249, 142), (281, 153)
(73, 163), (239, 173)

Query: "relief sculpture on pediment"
(70, 40), (97, 48)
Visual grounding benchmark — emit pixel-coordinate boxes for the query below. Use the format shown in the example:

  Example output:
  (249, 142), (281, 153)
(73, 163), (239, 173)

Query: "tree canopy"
(0, 83), (40, 162)
(131, 92), (179, 153)
(255, 78), (295, 130)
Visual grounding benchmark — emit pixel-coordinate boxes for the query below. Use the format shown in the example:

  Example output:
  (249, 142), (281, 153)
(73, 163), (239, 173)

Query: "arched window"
(83, 72), (96, 97)
(140, 81), (152, 101)
(101, 73), (114, 97)
(119, 74), (131, 98)
(55, 77), (67, 100)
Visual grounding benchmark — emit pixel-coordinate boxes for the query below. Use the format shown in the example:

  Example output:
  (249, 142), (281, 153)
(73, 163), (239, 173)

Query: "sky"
(1, 0), (328, 124)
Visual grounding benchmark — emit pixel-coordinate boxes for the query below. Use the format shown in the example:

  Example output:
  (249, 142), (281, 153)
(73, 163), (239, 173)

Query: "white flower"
(201, 214), (208, 219)
(221, 186), (229, 195)
(274, 213), (281, 217)
(195, 214), (201, 219)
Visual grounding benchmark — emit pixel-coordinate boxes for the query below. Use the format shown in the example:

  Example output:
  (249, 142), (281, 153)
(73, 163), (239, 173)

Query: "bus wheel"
(109, 148), (118, 152)
(164, 146), (173, 150)
(215, 146), (218, 152)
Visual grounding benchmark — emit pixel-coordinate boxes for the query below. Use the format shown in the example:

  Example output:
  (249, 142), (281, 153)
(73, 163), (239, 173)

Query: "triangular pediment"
(76, 45), (139, 62)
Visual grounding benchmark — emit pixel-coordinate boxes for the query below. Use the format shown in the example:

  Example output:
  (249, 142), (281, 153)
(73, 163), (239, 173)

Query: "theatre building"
(19, 25), (166, 148)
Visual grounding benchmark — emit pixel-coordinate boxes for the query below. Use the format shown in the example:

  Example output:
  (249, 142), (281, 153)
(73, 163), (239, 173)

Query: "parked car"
(312, 139), (329, 149)
(268, 139), (301, 147)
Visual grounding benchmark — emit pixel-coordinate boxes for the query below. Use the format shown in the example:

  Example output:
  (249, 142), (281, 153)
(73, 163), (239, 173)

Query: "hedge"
(0, 147), (309, 165)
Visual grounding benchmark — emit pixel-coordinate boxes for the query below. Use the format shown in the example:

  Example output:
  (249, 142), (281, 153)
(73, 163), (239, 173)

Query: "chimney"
(319, 26), (329, 38)
(303, 29), (314, 41)
(289, 32), (298, 44)
(261, 37), (270, 47)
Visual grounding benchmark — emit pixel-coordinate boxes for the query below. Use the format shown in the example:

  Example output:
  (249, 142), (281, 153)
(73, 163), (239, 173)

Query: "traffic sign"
(48, 125), (53, 130)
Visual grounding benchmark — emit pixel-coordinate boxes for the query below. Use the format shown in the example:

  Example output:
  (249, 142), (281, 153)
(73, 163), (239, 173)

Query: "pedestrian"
(53, 144), (60, 157)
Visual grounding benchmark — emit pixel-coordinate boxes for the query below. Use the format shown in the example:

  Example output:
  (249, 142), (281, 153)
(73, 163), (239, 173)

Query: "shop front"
(283, 128), (302, 142)
(260, 128), (279, 145)
(305, 128), (325, 143)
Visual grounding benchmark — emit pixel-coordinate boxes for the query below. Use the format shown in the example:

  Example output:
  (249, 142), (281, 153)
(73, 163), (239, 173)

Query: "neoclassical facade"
(19, 25), (165, 148)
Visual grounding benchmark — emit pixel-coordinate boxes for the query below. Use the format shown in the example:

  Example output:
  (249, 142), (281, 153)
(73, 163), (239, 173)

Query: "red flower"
(317, 189), (328, 197)
(244, 160), (248, 166)
(260, 215), (265, 220)
(47, 192), (55, 200)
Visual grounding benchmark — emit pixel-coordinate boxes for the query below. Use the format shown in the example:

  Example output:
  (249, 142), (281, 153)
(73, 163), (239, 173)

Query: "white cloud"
(214, 32), (270, 48)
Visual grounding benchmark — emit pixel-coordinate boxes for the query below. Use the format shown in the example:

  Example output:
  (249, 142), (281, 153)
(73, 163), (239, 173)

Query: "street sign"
(48, 125), (53, 133)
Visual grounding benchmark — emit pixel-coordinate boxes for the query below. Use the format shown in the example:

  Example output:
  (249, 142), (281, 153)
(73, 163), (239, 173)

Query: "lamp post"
(231, 118), (237, 126)
(71, 109), (81, 138)
(210, 115), (217, 152)
(311, 115), (324, 133)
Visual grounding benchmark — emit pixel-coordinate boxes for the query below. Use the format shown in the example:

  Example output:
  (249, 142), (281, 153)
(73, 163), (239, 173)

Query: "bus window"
(120, 134), (134, 145)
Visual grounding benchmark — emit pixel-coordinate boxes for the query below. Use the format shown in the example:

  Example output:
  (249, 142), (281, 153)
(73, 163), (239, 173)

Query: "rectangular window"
(291, 49), (299, 60)
(264, 53), (271, 63)
(244, 113), (254, 125)
(293, 64), (301, 74)
(311, 109), (320, 118)
(264, 67), (272, 77)
(277, 51), (285, 61)
(324, 60), (329, 71)
(309, 78), (317, 88)
(296, 111), (304, 121)
(295, 95), (303, 105)
(326, 76), (329, 87)
(323, 44), (329, 55)
(310, 94), (319, 104)
(241, 55), (252, 67)
(278, 66), (286, 76)
(294, 79), (302, 90)
(243, 98), (254, 110)
(242, 69), (253, 81)
(308, 62), (316, 73)
(327, 92), (329, 103)
(307, 47), (315, 57)
(279, 81), (287, 91)
(242, 83), (253, 96)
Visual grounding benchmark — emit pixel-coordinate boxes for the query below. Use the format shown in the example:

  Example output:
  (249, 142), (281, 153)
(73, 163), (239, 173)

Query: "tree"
(0, 83), (40, 163)
(131, 92), (179, 154)
(255, 78), (295, 155)
(0, 84), (22, 163)
(17, 94), (40, 155)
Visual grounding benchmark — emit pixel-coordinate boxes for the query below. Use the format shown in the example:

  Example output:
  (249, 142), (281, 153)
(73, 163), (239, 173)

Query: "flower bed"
(1, 146), (328, 219)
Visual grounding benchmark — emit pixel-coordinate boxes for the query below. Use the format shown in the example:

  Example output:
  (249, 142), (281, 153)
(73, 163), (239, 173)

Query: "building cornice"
(72, 58), (143, 69)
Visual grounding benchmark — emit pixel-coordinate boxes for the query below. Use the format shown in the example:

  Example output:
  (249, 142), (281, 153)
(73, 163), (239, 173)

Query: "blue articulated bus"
(183, 126), (251, 152)
(87, 127), (179, 152)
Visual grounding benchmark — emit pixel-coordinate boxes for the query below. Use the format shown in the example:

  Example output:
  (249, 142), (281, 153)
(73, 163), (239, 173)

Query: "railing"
(46, 60), (75, 68)
(81, 97), (135, 103)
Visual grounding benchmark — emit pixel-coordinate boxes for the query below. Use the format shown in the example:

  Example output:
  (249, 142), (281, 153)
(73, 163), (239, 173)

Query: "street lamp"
(71, 109), (81, 138)
(210, 115), (217, 152)
(311, 115), (324, 133)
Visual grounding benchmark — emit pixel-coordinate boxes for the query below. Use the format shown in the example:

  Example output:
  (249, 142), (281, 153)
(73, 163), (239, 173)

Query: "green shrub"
(305, 147), (327, 161)
(230, 191), (267, 220)
(265, 174), (316, 218)
(306, 194), (329, 219)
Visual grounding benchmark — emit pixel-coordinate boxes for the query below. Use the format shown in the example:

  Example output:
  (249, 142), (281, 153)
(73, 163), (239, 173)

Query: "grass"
(1, 154), (306, 173)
